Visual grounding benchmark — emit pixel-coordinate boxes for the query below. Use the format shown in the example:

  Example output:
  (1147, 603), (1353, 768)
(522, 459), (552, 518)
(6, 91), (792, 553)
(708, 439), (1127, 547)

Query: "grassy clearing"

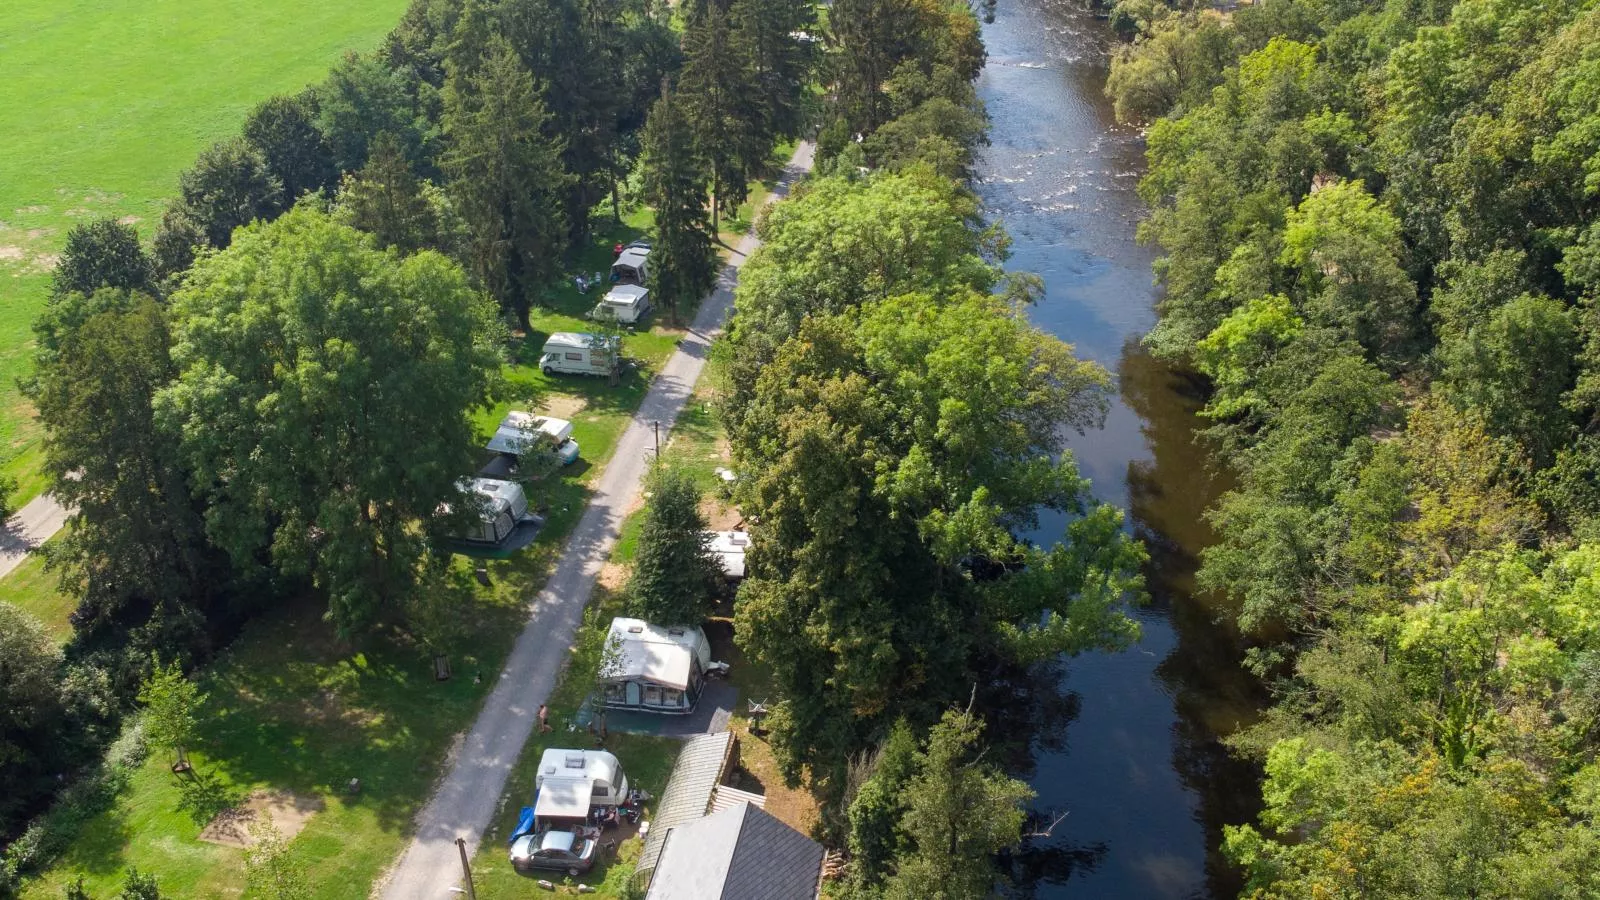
(0, 0), (408, 503)
(0, 537), (73, 643)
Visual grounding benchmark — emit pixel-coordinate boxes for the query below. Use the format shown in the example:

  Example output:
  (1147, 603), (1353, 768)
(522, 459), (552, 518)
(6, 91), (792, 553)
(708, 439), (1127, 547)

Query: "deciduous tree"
(52, 219), (153, 299)
(159, 207), (503, 632)
(137, 657), (201, 772)
(243, 92), (338, 201)
(628, 468), (720, 625)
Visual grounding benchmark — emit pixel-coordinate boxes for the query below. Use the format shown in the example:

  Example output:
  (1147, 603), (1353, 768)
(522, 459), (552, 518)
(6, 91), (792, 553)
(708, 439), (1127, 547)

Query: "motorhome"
(539, 332), (619, 377)
(598, 618), (714, 714)
(486, 410), (579, 466)
(590, 284), (651, 324)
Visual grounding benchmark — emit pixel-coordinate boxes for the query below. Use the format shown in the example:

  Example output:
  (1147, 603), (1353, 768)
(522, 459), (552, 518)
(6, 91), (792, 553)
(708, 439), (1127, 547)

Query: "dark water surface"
(976, 2), (1266, 897)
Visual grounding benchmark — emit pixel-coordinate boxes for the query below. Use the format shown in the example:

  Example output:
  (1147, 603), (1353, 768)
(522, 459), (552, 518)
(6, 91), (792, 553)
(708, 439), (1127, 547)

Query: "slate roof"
(645, 802), (823, 900)
(637, 731), (735, 875)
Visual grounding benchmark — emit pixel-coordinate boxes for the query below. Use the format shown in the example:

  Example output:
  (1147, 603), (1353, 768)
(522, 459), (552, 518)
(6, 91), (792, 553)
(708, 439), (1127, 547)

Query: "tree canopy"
(159, 207), (503, 632)
(1106, 0), (1600, 887)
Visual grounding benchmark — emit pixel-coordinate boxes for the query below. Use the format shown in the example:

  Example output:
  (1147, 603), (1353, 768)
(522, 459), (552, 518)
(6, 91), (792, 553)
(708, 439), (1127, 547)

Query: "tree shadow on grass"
(189, 541), (563, 838)
(49, 806), (135, 879)
(175, 769), (243, 827)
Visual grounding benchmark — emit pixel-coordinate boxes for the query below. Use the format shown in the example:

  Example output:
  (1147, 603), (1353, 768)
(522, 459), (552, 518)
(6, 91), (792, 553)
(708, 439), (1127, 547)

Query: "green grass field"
(0, 0), (408, 502)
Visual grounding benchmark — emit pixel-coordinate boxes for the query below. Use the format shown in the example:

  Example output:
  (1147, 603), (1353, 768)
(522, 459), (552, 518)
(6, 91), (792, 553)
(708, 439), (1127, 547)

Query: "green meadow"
(0, 0), (408, 501)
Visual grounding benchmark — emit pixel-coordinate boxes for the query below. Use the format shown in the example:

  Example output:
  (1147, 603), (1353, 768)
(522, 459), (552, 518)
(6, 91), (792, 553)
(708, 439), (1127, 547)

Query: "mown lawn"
(0, 538), (73, 643)
(0, 0), (408, 502)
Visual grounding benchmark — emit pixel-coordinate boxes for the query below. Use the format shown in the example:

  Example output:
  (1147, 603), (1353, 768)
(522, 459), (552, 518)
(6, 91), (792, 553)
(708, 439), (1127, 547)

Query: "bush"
(0, 719), (147, 884)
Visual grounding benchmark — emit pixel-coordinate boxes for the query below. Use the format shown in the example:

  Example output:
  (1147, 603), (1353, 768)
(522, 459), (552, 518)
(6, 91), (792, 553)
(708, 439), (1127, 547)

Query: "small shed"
(599, 618), (713, 714)
(636, 731), (736, 880)
(704, 531), (750, 580)
(612, 246), (651, 285)
(645, 802), (824, 900)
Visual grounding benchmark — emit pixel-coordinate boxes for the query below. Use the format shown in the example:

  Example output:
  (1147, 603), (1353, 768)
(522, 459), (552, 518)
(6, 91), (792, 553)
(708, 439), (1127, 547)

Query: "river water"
(975, 2), (1267, 897)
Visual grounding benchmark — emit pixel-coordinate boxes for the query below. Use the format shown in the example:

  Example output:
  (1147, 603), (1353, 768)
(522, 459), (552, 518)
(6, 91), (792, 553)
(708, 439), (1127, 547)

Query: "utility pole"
(652, 420), (660, 457)
(456, 837), (477, 900)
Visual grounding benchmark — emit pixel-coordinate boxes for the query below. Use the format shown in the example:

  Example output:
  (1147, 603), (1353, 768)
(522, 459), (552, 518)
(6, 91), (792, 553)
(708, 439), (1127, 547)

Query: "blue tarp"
(509, 806), (535, 844)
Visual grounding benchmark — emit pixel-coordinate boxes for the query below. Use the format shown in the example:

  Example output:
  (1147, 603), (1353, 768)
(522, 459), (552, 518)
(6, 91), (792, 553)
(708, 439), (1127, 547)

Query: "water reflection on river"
(974, 1), (1266, 896)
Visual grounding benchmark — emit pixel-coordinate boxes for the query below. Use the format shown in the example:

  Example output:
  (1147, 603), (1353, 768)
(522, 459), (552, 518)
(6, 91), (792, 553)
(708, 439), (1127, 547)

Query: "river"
(975, 2), (1267, 897)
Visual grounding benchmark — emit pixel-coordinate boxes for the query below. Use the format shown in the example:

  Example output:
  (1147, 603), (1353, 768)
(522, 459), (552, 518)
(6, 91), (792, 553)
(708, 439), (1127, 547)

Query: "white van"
(539, 332), (619, 377)
(590, 284), (651, 324)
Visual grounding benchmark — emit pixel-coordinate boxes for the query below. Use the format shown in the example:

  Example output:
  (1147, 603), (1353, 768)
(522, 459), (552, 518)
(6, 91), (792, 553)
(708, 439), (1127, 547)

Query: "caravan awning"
(534, 777), (590, 821)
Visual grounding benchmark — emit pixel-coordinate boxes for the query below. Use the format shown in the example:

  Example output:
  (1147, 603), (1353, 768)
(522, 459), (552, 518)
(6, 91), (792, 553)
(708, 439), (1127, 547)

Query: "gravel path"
(0, 492), (70, 579)
(378, 141), (815, 900)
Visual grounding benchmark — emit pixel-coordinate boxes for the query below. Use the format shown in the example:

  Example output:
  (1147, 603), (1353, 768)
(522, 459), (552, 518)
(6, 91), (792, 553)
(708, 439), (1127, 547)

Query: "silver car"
(509, 829), (597, 876)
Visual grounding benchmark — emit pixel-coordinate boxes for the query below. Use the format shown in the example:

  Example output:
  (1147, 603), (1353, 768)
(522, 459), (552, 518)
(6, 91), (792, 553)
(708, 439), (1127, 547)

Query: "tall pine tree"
(680, 2), (766, 231)
(641, 84), (718, 323)
(628, 467), (720, 625)
(442, 37), (569, 331)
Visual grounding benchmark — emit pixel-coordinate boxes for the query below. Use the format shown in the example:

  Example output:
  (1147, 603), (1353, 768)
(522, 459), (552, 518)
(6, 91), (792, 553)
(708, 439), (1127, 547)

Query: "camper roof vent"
(543, 764), (557, 775)
(730, 533), (750, 546)
(627, 625), (644, 634)
(667, 627), (686, 637)
(564, 754), (585, 769)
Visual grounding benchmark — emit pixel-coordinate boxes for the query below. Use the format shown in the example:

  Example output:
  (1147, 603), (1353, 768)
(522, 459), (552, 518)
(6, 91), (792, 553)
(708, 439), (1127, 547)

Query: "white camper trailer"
(456, 478), (536, 545)
(590, 284), (652, 324)
(533, 749), (630, 827)
(539, 332), (619, 377)
(486, 411), (580, 466)
(611, 244), (650, 285)
(598, 618), (714, 714)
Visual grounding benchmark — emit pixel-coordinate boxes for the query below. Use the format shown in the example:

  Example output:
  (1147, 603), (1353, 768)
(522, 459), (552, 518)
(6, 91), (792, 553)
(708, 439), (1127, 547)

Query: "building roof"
(601, 619), (710, 691)
(637, 731), (735, 876)
(705, 531), (750, 579)
(645, 802), (823, 900)
(709, 784), (766, 816)
(487, 411), (571, 455)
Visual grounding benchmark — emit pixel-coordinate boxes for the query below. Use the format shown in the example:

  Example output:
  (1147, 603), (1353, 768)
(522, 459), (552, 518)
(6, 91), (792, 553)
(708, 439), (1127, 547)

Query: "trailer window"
(663, 689), (682, 706)
(565, 352), (584, 361)
(645, 685), (663, 705)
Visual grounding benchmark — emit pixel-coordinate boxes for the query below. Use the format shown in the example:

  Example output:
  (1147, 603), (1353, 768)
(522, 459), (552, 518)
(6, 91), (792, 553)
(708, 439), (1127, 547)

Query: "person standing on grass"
(538, 704), (551, 733)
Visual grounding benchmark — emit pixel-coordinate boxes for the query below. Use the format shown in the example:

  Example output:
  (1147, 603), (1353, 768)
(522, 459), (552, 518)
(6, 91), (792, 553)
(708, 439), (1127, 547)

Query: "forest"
(1107, 0), (1600, 894)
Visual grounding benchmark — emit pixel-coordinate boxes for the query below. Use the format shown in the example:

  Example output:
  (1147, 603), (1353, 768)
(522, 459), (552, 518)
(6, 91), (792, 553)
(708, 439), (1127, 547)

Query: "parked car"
(509, 828), (597, 876)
